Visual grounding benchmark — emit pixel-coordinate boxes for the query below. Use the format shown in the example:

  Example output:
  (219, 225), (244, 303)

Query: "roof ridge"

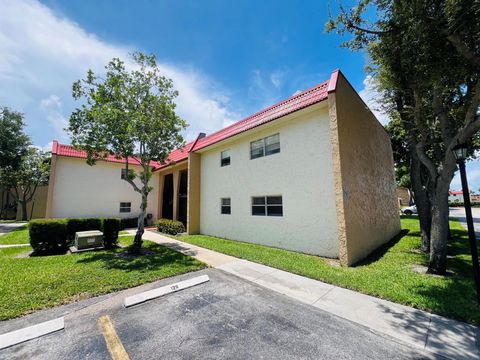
(200, 79), (329, 141)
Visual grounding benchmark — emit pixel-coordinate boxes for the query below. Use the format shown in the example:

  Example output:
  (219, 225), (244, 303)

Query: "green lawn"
(178, 217), (480, 325)
(0, 224), (30, 245)
(0, 236), (206, 320)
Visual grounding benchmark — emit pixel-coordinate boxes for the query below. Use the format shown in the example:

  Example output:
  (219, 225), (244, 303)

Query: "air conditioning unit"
(75, 230), (104, 250)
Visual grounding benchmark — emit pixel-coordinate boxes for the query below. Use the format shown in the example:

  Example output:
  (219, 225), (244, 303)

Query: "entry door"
(162, 174), (174, 219)
(178, 170), (188, 225)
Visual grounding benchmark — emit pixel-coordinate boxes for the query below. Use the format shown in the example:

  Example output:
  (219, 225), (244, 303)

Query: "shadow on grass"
(355, 229), (410, 266)
(75, 243), (200, 272)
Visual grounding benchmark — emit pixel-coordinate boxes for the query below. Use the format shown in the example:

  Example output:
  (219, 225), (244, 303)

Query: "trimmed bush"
(29, 219), (68, 253)
(102, 218), (120, 248)
(66, 218), (102, 241)
(120, 217), (138, 230)
(156, 218), (185, 235)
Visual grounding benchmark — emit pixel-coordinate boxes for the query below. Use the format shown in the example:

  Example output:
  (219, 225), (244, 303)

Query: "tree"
(69, 52), (187, 254)
(0, 108), (32, 219)
(327, 1), (480, 274)
(0, 148), (50, 221)
(0, 107), (30, 169)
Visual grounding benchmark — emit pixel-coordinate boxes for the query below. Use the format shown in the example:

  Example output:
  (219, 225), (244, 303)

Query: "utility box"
(75, 230), (104, 250)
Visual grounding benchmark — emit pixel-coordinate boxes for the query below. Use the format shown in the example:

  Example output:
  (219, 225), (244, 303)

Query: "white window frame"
(119, 201), (132, 213)
(250, 133), (280, 160)
(220, 150), (231, 167)
(221, 198), (231, 214)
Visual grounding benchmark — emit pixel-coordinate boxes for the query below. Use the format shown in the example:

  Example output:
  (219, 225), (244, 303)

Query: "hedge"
(29, 219), (68, 253)
(29, 217), (122, 253)
(156, 218), (185, 235)
(120, 217), (139, 230)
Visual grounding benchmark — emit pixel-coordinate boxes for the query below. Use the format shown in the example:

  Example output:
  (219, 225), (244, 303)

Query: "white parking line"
(124, 275), (210, 307)
(0, 317), (64, 350)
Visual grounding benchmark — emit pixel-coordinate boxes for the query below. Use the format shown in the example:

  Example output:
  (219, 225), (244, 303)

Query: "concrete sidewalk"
(141, 230), (480, 359)
(0, 222), (26, 236)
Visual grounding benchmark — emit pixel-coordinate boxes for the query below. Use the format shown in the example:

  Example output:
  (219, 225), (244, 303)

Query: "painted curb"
(0, 317), (64, 350)
(124, 275), (210, 307)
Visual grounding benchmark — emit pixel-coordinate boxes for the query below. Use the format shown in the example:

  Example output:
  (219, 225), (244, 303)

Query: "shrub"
(66, 218), (102, 241)
(102, 218), (120, 248)
(120, 217), (138, 230)
(156, 218), (185, 235)
(29, 219), (68, 253)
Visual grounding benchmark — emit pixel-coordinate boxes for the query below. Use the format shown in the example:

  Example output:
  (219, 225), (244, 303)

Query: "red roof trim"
(327, 69), (340, 93)
(53, 70), (339, 171)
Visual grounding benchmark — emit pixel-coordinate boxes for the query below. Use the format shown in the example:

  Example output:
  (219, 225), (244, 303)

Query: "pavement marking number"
(98, 315), (130, 360)
(124, 274), (210, 307)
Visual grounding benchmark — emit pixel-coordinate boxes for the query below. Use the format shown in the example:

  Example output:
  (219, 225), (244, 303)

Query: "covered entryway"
(157, 163), (189, 225)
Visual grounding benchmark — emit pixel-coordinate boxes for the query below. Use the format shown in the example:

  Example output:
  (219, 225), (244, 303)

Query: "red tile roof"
(52, 141), (161, 168)
(53, 70), (338, 170)
(449, 190), (463, 195)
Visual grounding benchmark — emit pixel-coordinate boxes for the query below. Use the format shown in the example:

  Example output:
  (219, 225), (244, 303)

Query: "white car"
(402, 205), (417, 215)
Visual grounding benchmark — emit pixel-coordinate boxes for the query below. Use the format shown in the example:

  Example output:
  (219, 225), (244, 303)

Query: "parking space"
(0, 269), (434, 360)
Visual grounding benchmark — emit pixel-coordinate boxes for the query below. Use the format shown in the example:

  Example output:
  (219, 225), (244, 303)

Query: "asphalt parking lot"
(0, 269), (436, 360)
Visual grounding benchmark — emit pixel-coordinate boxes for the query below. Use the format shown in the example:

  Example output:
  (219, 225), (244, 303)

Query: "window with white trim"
(250, 133), (280, 159)
(221, 198), (231, 214)
(119, 202), (131, 213)
(251, 196), (283, 216)
(221, 150), (231, 167)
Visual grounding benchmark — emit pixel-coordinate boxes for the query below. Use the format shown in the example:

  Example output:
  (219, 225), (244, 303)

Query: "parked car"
(402, 205), (417, 215)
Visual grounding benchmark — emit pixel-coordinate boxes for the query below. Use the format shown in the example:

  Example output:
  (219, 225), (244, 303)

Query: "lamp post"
(452, 143), (480, 304)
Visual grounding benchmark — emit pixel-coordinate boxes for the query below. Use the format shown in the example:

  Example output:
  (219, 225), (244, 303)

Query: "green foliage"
(120, 217), (139, 229)
(102, 218), (121, 248)
(156, 218), (185, 235)
(0, 236), (206, 320)
(0, 107), (30, 170)
(68, 52), (187, 251)
(66, 218), (102, 241)
(29, 219), (68, 253)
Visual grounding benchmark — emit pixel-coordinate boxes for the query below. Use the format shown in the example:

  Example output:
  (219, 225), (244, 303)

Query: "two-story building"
(45, 70), (400, 266)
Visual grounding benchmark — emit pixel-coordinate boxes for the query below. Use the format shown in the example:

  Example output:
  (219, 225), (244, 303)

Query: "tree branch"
(123, 160), (141, 194)
(446, 33), (480, 68)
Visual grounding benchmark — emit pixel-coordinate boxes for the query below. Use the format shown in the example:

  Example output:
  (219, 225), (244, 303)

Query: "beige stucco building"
(46, 70), (400, 266)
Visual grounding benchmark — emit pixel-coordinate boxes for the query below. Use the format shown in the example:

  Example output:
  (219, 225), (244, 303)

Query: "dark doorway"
(162, 174), (174, 219)
(178, 170), (188, 225)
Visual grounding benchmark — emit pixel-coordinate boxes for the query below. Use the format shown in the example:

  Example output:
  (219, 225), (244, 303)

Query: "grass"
(0, 236), (206, 320)
(0, 224), (30, 245)
(177, 217), (480, 325)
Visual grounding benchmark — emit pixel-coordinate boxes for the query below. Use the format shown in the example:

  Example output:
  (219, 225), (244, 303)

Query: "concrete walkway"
(141, 230), (479, 360)
(0, 222), (25, 236)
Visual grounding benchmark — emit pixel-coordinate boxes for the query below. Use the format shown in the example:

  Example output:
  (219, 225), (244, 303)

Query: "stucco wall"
(328, 72), (400, 266)
(50, 157), (159, 219)
(16, 185), (48, 220)
(199, 105), (339, 257)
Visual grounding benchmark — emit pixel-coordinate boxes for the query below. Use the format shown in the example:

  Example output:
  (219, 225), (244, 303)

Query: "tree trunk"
(131, 188), (148, 254)
(410, 147), (431, 252)
(428, 183), (450, 274)
(20, 191), (28, 221)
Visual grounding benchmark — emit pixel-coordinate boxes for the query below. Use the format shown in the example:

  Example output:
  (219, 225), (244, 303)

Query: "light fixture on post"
(452, 143), (480, 304)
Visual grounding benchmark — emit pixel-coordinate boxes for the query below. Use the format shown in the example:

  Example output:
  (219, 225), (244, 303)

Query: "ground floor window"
(251, 195), (283, 216)
(221, 198), (231, 214)
(120, 202), (131, 213)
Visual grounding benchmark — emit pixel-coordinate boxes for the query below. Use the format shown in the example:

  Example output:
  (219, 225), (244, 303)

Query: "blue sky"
(0, 0), (477, 191)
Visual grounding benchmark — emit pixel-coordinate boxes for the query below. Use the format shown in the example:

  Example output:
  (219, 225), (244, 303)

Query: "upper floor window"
(221, 198), (231, 214)
(251, 195), (283, 217)
(221, 150), (231, 167)
(120, 202), (131, 213)
(250, 133), (280, 159)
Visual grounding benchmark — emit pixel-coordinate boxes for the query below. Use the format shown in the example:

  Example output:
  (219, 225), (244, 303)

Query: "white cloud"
(0, 0), (238, 147)
(39, 95), (68, 140)
(269, 70), (284, 89)
(358, 75), (390, 125)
